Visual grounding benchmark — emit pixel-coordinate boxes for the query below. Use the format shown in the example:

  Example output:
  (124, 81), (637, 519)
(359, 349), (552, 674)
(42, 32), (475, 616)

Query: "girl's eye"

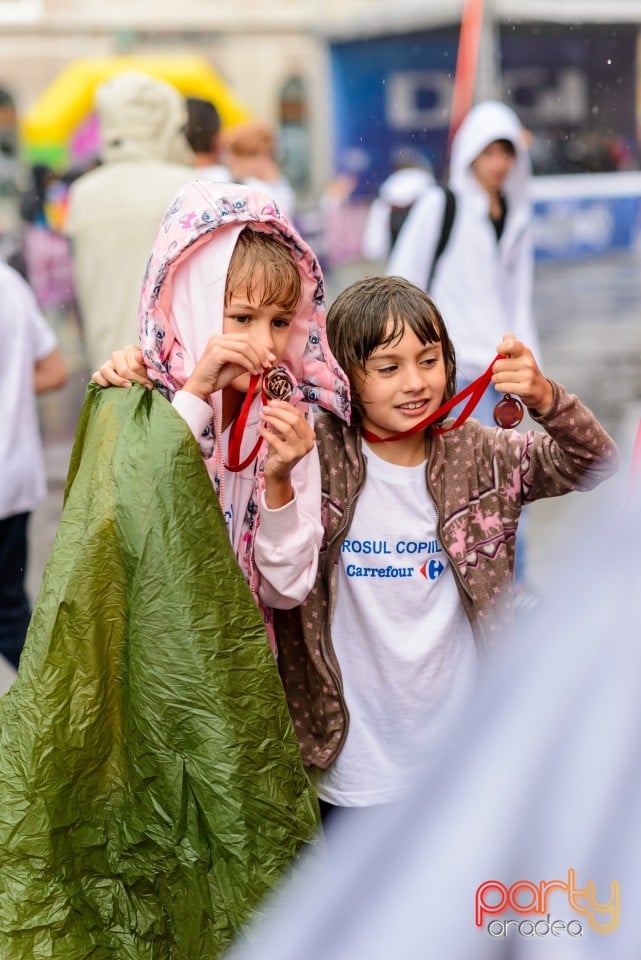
(421, 357), (437, 366)
(377, 365), (397, 375)
(272, 318), (291, 329)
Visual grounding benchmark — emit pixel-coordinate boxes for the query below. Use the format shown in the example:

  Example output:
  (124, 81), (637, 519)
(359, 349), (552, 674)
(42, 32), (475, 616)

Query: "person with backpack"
(387, 101), (538, 428)
(387, 102), (538, 598)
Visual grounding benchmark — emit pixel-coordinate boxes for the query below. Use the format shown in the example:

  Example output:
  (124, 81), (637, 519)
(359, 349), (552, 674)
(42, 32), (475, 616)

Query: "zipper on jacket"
(318, 436), (368, 756)
(425, 455), (488, 654)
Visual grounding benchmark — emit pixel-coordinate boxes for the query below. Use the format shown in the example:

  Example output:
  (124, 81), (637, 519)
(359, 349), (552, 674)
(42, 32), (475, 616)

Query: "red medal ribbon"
(228, 357), (504, 464)
(224, 373), (264, 472)
(361, 355), (500, 444)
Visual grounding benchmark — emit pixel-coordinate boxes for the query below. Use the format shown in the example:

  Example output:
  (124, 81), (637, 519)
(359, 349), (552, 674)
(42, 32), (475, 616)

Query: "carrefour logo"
(342, 538), (445, 581)
(419, 558), (445, 580)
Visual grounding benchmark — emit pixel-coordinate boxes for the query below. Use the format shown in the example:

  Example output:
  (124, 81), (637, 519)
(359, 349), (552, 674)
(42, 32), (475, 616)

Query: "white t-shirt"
(0, 261), (57, 520)
(318, 441), (478, 806)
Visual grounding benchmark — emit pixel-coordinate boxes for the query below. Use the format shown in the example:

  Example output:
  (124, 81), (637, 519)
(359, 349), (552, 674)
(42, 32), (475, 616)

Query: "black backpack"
(389, 203), (414, 247)
(426, 187), (456, 289)
(389, 186), (456, 290)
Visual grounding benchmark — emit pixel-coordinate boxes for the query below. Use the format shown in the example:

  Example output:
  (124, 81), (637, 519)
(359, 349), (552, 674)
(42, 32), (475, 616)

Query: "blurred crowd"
(3, 72), (301, 377)
(2, 71), (638, 382)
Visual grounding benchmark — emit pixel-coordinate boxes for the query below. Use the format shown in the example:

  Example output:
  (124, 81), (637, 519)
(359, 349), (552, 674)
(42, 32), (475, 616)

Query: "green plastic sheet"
(0, 384), (319, 959)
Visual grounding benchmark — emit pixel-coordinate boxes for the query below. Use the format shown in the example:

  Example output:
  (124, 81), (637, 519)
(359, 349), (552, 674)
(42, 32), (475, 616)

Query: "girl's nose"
(402, 367), (425, 391)
(250, 321), (275, 357)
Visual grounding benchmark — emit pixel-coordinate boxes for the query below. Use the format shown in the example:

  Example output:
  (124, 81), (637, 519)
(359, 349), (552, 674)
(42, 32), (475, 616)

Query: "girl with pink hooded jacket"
(94, 180), (350, 647)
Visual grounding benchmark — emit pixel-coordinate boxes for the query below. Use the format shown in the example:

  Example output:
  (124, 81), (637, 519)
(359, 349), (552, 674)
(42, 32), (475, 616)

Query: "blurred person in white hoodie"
(388, 101), (539, 595)
(388, 101), (538, 425)
(65, 70), (193, 372)
(361, 147), (434, 263)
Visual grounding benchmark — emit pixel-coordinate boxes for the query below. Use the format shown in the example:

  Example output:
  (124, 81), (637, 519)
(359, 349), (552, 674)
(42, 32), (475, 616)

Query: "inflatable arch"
(19, 54), (252, 170)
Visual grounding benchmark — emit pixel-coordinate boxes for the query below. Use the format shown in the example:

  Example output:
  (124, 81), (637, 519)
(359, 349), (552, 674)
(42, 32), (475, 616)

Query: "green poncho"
(0, 384), (319, 959)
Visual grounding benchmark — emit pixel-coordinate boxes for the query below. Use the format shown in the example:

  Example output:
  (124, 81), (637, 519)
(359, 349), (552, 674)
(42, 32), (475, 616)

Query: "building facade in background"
(0, 0), (640, 226)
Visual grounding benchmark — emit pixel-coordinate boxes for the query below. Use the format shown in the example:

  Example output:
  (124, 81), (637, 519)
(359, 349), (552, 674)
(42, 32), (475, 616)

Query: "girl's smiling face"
(353, 319), (447, 443)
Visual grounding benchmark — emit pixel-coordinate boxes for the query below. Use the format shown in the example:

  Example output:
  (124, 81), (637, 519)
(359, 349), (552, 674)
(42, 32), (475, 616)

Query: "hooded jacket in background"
(138, 180), (350, 645)
(387, 101), (539, 381)
(66, 70), (194, 370)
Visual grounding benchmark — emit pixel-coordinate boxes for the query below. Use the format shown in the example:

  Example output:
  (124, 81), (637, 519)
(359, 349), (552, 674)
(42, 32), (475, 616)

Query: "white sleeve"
(7, 266), (58, 361)
(254, 423), (323, 610)
(174, 389), (322, 608)
(171, 389), (213, 440)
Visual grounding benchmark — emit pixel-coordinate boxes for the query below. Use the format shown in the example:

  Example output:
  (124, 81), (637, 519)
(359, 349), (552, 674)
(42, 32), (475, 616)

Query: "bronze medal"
(493, 393), (524, 428)
(263, 365), (295, 402)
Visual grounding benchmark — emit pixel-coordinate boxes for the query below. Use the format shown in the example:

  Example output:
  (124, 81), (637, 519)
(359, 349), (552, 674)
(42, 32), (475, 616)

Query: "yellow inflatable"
(20, 54), (252, 170)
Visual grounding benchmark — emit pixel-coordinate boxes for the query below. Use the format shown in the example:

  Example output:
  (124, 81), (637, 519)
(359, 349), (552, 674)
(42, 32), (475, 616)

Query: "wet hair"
(225, 227), (302, 313)
(185, 97), (221, 154)
(326, 275), (457, 418)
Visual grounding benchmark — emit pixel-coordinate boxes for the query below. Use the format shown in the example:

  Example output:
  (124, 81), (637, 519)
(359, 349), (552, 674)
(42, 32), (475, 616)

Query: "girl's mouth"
(397, 399), (428, 412)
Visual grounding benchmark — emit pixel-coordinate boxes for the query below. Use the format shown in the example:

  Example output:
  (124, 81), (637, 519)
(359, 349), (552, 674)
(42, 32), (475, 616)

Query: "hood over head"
(138, 179), (350, 423)
(96, 70), (192, 165)
(449, 100), (530, 206)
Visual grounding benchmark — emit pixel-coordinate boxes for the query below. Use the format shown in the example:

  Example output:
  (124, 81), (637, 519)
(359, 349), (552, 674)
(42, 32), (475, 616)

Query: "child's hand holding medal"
(259, 366), (315, 505)
(492, 334), (554, 424)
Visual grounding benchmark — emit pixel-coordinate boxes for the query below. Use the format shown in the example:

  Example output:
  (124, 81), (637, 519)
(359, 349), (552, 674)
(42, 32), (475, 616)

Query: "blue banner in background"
(329, 23), (641, 258)
(330, 23), (638, 196)
(531, 173), (641, 260)
(532, 196), (641, 261)
(330, 31), (457, 195)
(500, 23), (638, 178)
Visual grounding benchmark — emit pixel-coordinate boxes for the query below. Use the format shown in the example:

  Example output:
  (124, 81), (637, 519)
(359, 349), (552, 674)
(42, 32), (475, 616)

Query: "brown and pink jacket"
(275, 381), (618, 771)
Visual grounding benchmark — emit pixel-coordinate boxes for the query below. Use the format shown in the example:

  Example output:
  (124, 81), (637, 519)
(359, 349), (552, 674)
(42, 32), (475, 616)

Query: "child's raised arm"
(258, 400), (316, 509)
(92, 345), (153, 389)
(182, 333), (275, 400)
(491, 333), (554, 416)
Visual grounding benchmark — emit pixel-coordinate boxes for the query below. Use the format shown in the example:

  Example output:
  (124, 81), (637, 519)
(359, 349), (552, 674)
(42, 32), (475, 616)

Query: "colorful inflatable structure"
(19, 54), (252, 171)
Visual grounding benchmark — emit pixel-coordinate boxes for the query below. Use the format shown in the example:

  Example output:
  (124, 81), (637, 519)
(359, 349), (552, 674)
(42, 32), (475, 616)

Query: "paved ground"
(1, 245), (640, 693)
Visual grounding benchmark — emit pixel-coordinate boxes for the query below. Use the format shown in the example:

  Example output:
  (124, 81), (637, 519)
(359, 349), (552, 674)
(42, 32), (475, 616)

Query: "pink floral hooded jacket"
(137, 180), (350, 645)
